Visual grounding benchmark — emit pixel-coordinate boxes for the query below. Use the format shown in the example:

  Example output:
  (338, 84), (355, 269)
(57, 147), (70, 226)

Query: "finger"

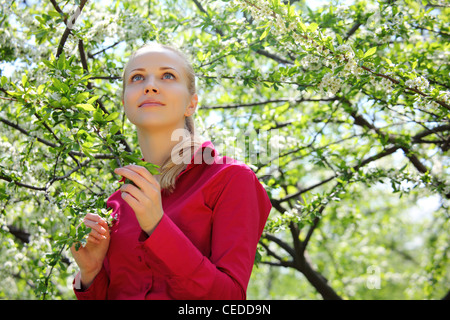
(86, 234), (100, 244)
(97, 217), (110, 230)
(84, 212), (102, 222)
(83, 213), (109, 229)
(127, 164), (160, 189)
(120, 182), (149, 203)
(87, 228), (107, 241)
(120, 190), (142, 213)
(114, 167), (149, 191)
(84, 218), (108, 236)
(115, 165), (160, 191)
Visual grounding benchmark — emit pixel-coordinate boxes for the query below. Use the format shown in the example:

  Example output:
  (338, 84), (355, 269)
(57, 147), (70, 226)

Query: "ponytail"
(159, 116), (203, 193)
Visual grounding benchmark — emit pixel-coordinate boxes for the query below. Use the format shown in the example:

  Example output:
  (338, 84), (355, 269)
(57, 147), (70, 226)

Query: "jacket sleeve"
(73, 265), (109, 300)
(138, 166), (272, 300)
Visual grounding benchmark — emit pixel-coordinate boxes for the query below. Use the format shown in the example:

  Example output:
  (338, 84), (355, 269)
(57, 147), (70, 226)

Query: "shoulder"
(206, 155), (257, 183)
(200, 155), (266, 204)
(202, 156), (272, 217)
(182, 140), (266, 198)
(191, 140), (256, 181)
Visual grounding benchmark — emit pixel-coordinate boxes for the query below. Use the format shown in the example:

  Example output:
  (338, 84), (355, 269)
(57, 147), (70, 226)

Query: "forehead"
(125, 47), (186, 75)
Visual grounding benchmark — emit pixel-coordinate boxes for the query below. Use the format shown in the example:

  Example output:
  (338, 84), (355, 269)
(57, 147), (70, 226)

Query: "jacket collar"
(122, 141), (217, 184)
(176, 140), (217, 180)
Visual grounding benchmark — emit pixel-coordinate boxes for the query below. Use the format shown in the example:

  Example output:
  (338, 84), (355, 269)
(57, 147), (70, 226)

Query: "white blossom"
(319, 72), (343, 95)
(405, 76), (430, 91)
(336, 44), (355, 59)
(117, 143), (126, 152)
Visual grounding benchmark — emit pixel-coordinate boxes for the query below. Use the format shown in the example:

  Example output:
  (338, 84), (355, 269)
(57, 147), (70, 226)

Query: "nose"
(144, 77), (159, 94)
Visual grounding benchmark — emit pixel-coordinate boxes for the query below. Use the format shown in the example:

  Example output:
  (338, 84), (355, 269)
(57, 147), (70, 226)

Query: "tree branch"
(1, 116), (115, 160)
(301, 216), (321, 255)
(192, 0), (293, 65)
(259, 240), (295, 268)
(78, 39), (89, 73)
(0, 174), (46, 191)
(238, 0), (450, 111)
(280, 145), (401, 203)
(349, 105), (430, 173)
(344, 22), (362, 41)
(6, 225), (31, 243)
(202, 97), (337, 110)
(49, 0), (66, 23)
(345, 101), (450, 198)
(413, 124), (450, 141)
(298, 254), (343, 300)
(88, 41), (123, 58)
(77, 23), (132, 154)
(262, 233), (296, 258)
(55, 0), (89, 58)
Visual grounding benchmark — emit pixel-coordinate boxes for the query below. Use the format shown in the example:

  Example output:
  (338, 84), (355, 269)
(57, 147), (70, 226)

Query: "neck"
(136, 125), (185, 170)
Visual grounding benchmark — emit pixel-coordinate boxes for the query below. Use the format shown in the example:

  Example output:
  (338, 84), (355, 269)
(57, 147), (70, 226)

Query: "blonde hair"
(122, 43), (204, 193)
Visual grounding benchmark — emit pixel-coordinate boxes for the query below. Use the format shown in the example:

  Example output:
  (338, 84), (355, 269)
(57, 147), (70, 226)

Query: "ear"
(184, 93), (198, 117)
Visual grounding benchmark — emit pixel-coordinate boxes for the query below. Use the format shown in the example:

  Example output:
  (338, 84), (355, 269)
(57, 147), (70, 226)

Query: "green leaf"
(138, 162), (160, 175)
(260, 27), (270, 40)
(75, 92), (90, 103)
(121, 153), (160, 174)
(37, 84), (45, 95)
(105, 112), (120, 122)
(1, 76), (7, 87)
(308, 22), (319, 33)
(75, 104), (95, 111)
(383, 57), (393, 66)
(87, 95), (100, 104)
(110, 124), (121, 135)
(82, 147), (95, 160)
(299, 21), (307, 33)
(336, 34), (343, 45)
(51, 78), (63, 91)
(57, 52), (66, 70)
(42, 60), (54, 69)
(22, 74), (28, 87)
(93, 110), (104, 122)
(356, 49), (364, 59)
(197, 50), (204, 61)
(363, 47), (377, 59)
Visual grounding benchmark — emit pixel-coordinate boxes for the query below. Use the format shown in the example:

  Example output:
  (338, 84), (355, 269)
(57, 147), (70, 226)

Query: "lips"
(139, 99), (165, 108)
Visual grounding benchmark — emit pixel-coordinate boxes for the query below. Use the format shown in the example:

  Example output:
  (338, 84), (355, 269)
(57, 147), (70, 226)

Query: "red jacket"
(73, 141), (272, 300)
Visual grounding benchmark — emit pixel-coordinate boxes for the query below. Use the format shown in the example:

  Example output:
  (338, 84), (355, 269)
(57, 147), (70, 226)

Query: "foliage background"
(0, 0), (449, 299)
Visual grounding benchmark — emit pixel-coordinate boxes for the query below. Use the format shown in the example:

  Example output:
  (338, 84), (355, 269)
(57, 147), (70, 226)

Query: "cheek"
(123, 86), (139, 105)
(170, 84), (191, 104)
(123, 88), (138, 116)
(123, 85), (137, 100)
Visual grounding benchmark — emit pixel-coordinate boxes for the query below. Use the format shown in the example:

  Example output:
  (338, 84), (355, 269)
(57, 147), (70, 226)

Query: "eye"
(131, 74), (144, 82)
(162, 72), (176, 80)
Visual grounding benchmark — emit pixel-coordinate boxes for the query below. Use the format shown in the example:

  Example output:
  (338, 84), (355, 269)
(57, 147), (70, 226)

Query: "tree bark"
(298, 256), (343, 300)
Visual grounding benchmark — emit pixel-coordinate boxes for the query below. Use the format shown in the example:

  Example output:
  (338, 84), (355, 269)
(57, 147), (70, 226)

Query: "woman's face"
(122, 46), (197, 131)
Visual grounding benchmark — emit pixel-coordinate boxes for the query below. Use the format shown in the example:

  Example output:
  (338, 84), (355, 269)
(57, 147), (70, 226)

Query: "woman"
(70, 43), (272, 300)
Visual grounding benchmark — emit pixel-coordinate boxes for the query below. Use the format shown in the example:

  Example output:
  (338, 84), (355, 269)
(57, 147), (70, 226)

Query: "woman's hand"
(114, 164), (164, 236)
(70, 213), (110, 289)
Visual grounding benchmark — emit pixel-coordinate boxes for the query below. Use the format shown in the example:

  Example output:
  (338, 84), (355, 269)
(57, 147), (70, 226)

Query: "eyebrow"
(130, 67), (179, 73)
